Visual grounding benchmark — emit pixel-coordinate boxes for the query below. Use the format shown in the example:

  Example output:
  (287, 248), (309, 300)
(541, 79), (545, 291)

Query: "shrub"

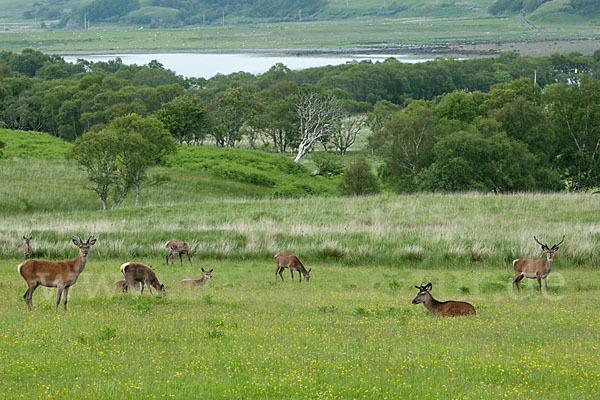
(338, 156), (380, 196)
(311, 152), (345, 176)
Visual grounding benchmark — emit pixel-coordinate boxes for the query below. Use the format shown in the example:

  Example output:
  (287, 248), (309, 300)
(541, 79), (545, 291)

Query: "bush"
(338, 156), (380, 196)
(311, 152), (345, 176)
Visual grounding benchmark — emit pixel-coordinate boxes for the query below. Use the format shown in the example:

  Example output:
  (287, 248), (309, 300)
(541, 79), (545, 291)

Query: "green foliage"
(0, 139), (4, 158)
(68, 114), (176, 209)
(338, 156), (379, 196)
(156, 95), (209, 144)
(311, 152), (345, 176)
(166, 145), (338, 197)
(489, 0), (551, 15)
(0, 128), (71, 159)
(568, 0), (600, 14)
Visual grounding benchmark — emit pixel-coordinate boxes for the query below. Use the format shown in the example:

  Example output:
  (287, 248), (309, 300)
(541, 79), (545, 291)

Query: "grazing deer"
(275, 252), (311, 282)
(18, 235), (96, 311)
(23, 236), (33, 259)
(512, 235), (565, 293)
(180, 268), (213, 286)
(412, 283), (476, 317)
(120, 262), (165, 296)
(165, 240), (192, 266)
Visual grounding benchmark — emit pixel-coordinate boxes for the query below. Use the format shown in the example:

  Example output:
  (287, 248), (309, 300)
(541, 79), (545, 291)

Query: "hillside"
(5, 0), (599, 29)
(0, 129), (339, 215)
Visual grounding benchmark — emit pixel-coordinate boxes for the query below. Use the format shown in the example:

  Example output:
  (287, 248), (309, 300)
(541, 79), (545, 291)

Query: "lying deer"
(23, 236), (33, 259)
(512, 235), (564, 293)
(275, 252), (311, 282)
(412, 283), (476, 317)
(180, 268), (213, 286)
(165, 239), (193, 267)
(113, 280), (140, 291)
(120, 262), (165, 296)
(18, 235), (96, 311)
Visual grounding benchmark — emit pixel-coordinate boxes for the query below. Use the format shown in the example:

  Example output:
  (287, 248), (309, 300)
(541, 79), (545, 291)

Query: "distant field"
(0, 16), (598, 55)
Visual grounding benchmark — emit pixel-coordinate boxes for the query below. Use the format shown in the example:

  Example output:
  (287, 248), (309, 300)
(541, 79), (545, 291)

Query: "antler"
(72, 235), (83, 242)
(87, 235), (95, 242)
(551, 235), (565, 249)
(533, 236), (548, 248)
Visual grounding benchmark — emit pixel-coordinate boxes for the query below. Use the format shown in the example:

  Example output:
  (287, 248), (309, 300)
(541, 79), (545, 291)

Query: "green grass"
(1, 260), (599, 399)
(0, 15), (598, 54)
(2, 128), (600, 397)
(0, 129), (72, 159)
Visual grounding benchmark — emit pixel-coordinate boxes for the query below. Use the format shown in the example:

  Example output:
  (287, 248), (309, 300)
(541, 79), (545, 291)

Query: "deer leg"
(275, 266), (280, 281)
(512, 274), (523, 292)
(543, 277), (548, 293)
(146, 280), (154, 295)
(55, 286), (64, 312)
(278, 267), (285, 281)
(123, 281), (129, 293)
(140, 282), (145, 295)
(186, 252), (193, 267)
(62, 287), (70, 311)
(166, 252), (170, 265)
(537, 276), (542, 293)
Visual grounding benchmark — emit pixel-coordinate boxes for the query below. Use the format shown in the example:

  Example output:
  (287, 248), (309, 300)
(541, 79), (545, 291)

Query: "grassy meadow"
(1, 130), (600, 398)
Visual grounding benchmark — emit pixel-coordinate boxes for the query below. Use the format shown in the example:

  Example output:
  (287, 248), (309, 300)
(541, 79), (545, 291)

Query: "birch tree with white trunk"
(294, 92), (343, 163)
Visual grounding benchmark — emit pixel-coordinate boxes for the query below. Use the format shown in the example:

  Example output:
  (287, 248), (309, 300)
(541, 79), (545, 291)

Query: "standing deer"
(18, 235), (96, 311)
(180, 268), (213, 286)
(512, 235), (565, 293)
(23, 236), (33, 259)
(165, 240), (192, 267)
(412, 283), (476, 317)
(120, 262), (165, 296)
(275, 252), (311, 282)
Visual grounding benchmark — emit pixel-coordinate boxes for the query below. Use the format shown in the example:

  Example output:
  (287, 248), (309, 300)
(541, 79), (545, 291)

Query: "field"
(1, 129), (600, 398)
(0, 16), (598, 56)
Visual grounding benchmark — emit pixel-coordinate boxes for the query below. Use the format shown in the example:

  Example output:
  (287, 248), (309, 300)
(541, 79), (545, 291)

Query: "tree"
(108, 114), (176, 206)
(211, 87), (258, 147)
(330, 114), (366, 156)
(0, 139), (5, 158)
(372, 100), (437, 192)
(156, 95), (208, 144)
(544, 76), (600, 192)
(69, 114), (176, 209)
(256, 81), (300, 153)
(294, 91), (343, 162)
(339, 156), (380, 195)
(68, 129), (123, 210)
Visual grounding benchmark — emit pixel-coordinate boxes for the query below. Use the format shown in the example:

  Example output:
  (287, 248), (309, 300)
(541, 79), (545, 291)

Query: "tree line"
(2, 48), (600, 196)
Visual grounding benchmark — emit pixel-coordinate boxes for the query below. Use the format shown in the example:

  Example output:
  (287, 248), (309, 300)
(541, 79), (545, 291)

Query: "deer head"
(412, 282), (432, 304)
(533, 235), (564, 260)
(72, 235), (97, 257)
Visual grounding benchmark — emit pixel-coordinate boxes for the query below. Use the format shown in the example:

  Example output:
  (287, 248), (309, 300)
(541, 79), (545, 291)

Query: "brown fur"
(120, 262), (165, 296)
(412, 283), (476, 317)
(165, 239), (192, 266)
(512, 235), (564, 293)
(23, 236), (33, 259)
(275, 252), (311, 282)
(18, 235), (96, 311)
(180, 268), (213, 286)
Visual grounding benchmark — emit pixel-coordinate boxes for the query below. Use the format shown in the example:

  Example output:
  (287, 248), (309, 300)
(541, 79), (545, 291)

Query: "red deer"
(512, 235), (564, 293)
(18, 235), (96, 311)
(23, 236), (33, 259)
(275, 252), (311, 282)
(412, 283), (476, 317)
(120, 262), (165, 296)
(113, 280), (140, 291)
(180, 268), (213, 286)
(165, 240), (192, 266)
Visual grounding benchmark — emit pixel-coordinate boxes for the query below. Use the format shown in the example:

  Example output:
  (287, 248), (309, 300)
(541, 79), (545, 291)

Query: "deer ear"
(29, 236), (33, 240)
(308, 268), (312, 272)
(425, 282), (432, 291)
(202, 267), (205, 272)
(72, 236), (80, 245)
(209, 269), (213, 273)
(23, 236), (26, 240)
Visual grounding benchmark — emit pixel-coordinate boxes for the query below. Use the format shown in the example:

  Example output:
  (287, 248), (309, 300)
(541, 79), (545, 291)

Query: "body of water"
(62, 52), (434, 79)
